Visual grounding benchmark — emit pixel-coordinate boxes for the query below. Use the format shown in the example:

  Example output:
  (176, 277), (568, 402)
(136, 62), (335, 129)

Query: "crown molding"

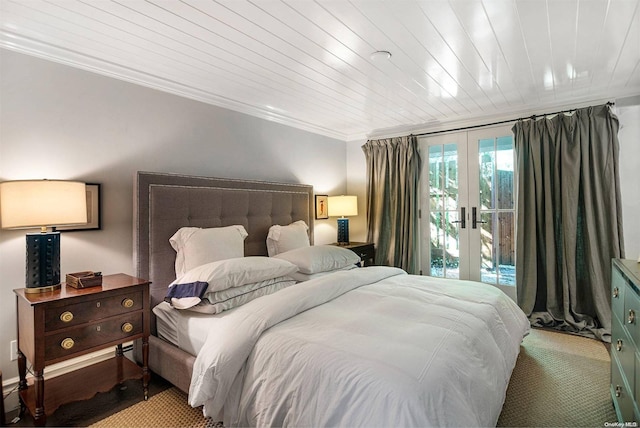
(0, 31), (349, 142)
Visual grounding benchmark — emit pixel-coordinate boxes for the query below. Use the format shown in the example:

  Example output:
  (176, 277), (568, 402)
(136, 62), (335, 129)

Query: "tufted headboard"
(134, 171), (314, 331)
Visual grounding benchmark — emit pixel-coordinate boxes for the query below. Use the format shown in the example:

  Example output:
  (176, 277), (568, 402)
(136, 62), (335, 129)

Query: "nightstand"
(334, 242), (375, 266)
(14, 273), (150, 426)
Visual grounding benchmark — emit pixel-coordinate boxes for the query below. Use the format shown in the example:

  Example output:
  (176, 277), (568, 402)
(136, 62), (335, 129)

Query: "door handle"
(451, 207), (466, 229)
(472, 207), (487, 229)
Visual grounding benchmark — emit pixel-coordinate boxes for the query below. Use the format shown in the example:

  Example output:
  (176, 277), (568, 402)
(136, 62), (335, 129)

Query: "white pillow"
(274, 245), (361, 275)
(203, 276), (295, 304)
(289, 264), (357, 282)
(188, 277), (297, 314)
(170, 225), (248, 277)
(266, 220), (310, 256)
(170, 256), (298, 294)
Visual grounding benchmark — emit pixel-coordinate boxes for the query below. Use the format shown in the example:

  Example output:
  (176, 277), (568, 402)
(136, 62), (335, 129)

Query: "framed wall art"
(315, 194), (329, 219)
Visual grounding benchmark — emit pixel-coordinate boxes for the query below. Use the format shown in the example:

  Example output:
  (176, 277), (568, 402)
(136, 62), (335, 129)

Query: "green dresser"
(611, 258), (640, 422)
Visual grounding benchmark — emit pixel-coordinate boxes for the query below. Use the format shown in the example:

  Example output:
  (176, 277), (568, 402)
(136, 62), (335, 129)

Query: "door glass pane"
(429, 145), (444, 211)
(444, 211), (460, 279)
(429, 143), (459, 278)
(478, 139), (494, 210)
(480, 212), (495, 284)
(430, 211), (444, 277)
(496, 136), (514, 210)
(497, 212), (516, 285)
(479, 209), (516, 285)
(443, 144), (458, 210)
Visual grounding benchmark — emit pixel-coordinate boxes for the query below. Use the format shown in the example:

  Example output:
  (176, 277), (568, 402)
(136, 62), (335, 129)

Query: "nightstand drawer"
(44, 290), (143, 332)
(45, 312), (143, 362)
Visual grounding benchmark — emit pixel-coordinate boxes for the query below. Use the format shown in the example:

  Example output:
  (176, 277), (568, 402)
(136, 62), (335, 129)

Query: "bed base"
(134, 336), (193, 394)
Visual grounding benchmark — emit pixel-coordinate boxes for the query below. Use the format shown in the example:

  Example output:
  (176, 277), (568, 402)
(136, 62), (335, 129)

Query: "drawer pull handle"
(61, 338), (75, 350)
(121, 322), (134, 333)
(616, 339), (623, 352)
(122, 298), (134, 308)
(60, 311), (74, 323)
(613, 287), (619, 298)
(615, 385), (622, 398)
(628, 309), (635, 324)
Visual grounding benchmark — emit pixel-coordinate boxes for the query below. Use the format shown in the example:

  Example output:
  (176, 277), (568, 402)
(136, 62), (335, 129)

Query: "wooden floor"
(6, 375), (172, 427)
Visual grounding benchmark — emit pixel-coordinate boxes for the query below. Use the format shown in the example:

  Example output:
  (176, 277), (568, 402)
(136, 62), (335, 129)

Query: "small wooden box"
(66, 271), (103, 289)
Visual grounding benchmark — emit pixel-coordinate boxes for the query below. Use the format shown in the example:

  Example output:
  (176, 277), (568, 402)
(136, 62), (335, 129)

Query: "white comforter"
(189, 266), (529, 427)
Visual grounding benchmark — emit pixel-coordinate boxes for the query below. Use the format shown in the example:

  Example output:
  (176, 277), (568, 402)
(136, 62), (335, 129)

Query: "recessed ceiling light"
(370, 50), (392, 61)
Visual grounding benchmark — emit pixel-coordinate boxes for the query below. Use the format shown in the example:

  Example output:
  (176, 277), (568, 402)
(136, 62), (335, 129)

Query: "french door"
(419, 125), (516, 298)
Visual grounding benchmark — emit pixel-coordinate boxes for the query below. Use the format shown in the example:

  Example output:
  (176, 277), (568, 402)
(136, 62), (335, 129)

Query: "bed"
(134, 171), (529, 427)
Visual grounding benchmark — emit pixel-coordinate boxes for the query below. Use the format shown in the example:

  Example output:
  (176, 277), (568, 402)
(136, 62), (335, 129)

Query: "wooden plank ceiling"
(1, 0), (638, 140)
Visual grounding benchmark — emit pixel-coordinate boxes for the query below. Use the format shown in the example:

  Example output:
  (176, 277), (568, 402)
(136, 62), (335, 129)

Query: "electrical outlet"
(10, 339), (18, 361)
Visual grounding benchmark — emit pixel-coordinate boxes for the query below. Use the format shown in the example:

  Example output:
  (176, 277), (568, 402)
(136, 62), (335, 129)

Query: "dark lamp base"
(337, 218), (350, 245)
(26, 231), (61, 289)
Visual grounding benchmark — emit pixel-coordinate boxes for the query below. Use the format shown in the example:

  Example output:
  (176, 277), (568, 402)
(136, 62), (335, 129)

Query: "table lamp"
(328, 195), (358, 245)
(0, 180), (87, 293)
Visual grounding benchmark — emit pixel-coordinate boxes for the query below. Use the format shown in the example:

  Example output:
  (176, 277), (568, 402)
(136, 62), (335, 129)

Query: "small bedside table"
(333, 242), (375, 266)
(14, 273), (150, 426)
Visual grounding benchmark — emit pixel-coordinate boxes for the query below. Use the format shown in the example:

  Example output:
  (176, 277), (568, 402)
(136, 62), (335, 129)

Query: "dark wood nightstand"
(333, 242), (375, 266)
(14, 273), (150, 426)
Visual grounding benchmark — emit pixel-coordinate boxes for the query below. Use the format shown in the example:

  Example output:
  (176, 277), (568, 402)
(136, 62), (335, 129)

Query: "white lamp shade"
(328, 195), (358, 217)
(0, 180), (87, 229)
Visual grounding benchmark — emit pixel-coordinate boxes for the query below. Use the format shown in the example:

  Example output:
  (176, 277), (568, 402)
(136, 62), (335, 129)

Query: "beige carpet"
(89, 387), (218, 428)
(497, 327), (615, 427)
(91, 328), (616, 427)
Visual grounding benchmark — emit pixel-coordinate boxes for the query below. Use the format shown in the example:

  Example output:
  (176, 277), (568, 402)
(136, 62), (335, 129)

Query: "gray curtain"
(362, 136), (421, 274)
(513, 104), (624, 342)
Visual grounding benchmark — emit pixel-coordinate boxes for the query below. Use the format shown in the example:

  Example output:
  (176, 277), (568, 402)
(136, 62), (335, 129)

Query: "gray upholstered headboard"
(134, 171), (314, 329)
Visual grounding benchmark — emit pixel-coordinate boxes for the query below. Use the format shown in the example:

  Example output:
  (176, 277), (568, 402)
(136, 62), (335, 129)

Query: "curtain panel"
(513, 104), (624, 342)
(362, 136), (421, 274)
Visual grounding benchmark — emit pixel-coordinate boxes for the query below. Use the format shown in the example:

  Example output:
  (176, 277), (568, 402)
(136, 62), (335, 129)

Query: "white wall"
(617, 98), (640, 260)
(0, 49), (347, 385)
